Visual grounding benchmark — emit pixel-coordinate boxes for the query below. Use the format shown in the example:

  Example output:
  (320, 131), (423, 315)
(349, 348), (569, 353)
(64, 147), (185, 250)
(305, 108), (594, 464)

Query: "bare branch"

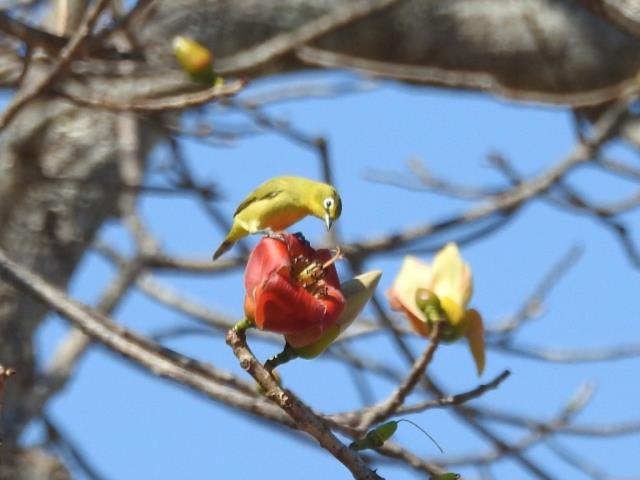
(396, 370), (511, 416)
(0, 244), (296, 433)
(345, 95), (633, 257)
(357, 322), (442, 430)
(0, 12), (69, 52)
(489, 341), (640, 363)
(57, 79), (246, 112)
(225, 327), (382, 480)
(44, 415), (109, 480)
(441, 383), (596, 467)
(489, 245), (582, 336)
(472, 406), (640, 438)
(297, 45), (640, 106)
(215, 0), (405, 75)
(0, 0), (111, 130)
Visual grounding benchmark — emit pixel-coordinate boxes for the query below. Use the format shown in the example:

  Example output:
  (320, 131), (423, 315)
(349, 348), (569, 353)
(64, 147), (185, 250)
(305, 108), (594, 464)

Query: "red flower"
(244, 233), (345, 348)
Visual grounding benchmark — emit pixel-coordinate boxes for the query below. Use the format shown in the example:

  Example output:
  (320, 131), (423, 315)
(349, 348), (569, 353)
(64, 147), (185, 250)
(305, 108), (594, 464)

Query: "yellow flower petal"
(432, 243), (473, 309)
(389, 256), (432, 323)
(440, 296), (464, 325)
(464, 309), (485, 375)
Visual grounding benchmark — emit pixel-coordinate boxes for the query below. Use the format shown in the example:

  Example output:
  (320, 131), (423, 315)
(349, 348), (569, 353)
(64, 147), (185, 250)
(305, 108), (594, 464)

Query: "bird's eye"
(323, 198), (334, 210)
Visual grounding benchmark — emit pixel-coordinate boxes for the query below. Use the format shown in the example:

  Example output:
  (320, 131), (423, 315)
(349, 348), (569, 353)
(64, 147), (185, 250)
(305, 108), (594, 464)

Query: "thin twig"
(44, 415), (109, 480)
(344, 96), (632, 257)
(225, 327), (382, 480)
(471, 405), (640, 438)
(0, 0), (111, 130)
(58, 79), (246, 112)
(489, 245), (582, 336)
(440, 383), (596, 467)
(489, 342), (640, 363)
(358, 322), (443, 430)
(348, 257), (555, 479)
(396, 370), (511, 416)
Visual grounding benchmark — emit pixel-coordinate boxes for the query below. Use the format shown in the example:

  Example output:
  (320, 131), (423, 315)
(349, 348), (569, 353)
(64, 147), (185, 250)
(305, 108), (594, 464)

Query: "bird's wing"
(234, 189), (284, 217)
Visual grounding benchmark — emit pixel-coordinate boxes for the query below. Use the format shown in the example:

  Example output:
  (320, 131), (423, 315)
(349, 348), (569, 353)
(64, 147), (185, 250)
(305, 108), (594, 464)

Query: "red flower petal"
(254, 272), (327, 333)
(244, 237), (292, 298)
(243, 232), (345, 347)
(285, 286), (344, 348)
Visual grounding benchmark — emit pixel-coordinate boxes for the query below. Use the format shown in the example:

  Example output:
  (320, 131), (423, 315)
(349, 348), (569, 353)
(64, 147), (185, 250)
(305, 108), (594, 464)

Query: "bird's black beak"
(324, 214), (333, 230)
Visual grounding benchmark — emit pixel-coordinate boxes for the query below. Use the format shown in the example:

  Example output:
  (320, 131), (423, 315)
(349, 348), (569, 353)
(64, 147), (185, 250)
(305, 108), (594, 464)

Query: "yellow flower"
(388, 243), (485, 375)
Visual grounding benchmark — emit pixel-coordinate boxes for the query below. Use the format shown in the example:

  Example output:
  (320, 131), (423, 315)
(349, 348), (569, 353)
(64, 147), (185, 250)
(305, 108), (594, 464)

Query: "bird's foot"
(293, 231), (310, 246)
(258, 228), (287, 243)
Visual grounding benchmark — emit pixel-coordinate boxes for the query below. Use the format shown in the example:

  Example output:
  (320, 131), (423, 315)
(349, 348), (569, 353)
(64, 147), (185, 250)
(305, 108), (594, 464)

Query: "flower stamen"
(288, 246), (343, 299)
(322, 246), (343, 270)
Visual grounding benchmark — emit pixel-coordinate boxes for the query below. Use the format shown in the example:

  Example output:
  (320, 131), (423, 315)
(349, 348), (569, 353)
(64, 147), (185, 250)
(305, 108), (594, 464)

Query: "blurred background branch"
(1, 0), (639, 479)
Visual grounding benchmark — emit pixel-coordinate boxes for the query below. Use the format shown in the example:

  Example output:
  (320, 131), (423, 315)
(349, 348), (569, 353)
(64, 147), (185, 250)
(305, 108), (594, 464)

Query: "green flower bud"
(349, 421), (398, 450)
(173, 36), (216, 85)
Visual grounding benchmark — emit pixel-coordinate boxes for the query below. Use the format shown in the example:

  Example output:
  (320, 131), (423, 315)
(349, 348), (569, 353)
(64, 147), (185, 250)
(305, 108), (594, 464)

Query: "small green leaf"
(431, 474), (460, 480)
(349, 421), (398, 451)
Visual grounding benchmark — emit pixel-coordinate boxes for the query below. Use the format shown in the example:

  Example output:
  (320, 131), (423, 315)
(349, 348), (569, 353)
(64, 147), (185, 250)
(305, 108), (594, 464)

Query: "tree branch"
(225, 327), (382, 480)
(0, 0), (111, 130)
(357, 322), (442, 430)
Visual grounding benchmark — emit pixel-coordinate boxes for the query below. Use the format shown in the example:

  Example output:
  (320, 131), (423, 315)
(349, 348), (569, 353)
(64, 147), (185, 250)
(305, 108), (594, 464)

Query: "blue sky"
(15, 71), (640, 479)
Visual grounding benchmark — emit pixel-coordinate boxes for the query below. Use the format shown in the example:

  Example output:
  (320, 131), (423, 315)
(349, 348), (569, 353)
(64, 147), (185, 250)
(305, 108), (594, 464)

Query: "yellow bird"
(213, 176), (342, 260)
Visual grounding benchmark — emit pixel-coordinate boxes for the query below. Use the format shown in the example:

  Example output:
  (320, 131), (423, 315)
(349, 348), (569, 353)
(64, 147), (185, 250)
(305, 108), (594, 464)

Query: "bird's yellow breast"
(235, 195), (310, 234)
(261, 206), (309, 231)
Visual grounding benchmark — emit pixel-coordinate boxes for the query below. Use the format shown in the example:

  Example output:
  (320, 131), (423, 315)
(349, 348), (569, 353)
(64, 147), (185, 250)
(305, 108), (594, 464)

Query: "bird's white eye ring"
(324, 198), (334, 210)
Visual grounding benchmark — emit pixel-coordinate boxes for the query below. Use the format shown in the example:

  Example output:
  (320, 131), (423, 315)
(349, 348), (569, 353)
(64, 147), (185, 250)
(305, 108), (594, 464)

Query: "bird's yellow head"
(312, 184), (342, 230)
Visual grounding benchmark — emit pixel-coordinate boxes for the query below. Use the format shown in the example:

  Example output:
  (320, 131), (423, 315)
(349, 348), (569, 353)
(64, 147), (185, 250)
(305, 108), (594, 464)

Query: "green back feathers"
(213, 176), (341, 261)
(233, 176), (340, 221)
(234, 188), (282, 217)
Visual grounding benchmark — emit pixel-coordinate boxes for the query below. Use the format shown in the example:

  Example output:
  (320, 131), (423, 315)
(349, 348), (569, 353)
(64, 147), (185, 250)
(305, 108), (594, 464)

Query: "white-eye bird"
(212, 176), (342, 260)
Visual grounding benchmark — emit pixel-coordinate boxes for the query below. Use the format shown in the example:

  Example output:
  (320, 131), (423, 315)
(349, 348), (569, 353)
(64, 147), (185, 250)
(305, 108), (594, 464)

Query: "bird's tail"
(212, 239), (235, 261)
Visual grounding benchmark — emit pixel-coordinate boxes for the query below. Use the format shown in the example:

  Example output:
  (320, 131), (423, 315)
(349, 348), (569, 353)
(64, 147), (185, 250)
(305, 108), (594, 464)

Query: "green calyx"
(415, 289), (444, 323)
(415, 289), (465, 342)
